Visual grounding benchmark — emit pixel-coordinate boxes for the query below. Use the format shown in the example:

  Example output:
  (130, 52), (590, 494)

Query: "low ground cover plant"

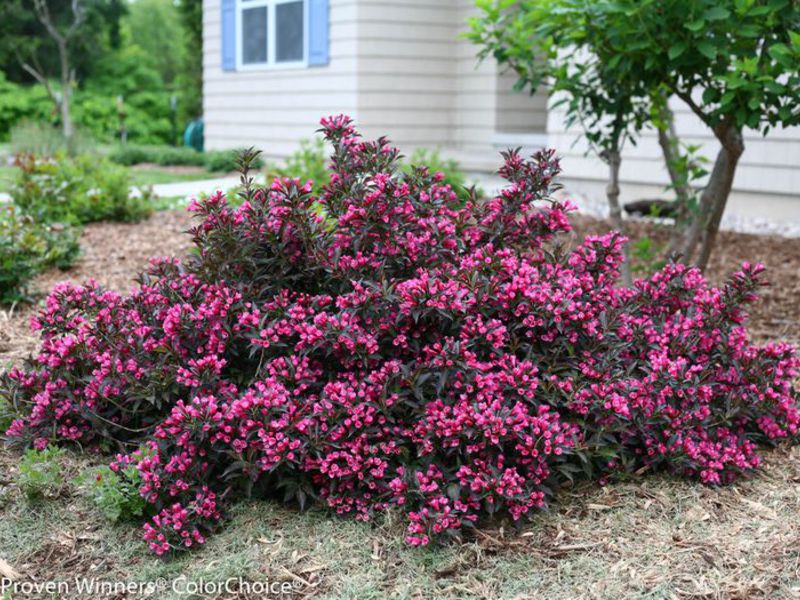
(0, 205), (79, 304)
(16, 446), (65, 500)
(79, 461), (150, 523)
(1, 116), (797, 555)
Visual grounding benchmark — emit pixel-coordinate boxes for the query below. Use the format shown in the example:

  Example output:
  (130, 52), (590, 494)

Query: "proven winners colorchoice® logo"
(0, 575), (295, 597)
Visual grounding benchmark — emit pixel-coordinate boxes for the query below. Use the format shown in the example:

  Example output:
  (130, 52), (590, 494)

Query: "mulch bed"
(1, 209), (798, 369)
(0, 209), (193, 367)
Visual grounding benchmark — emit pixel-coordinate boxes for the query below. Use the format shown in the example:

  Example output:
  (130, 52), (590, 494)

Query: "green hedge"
(108, 144), (264, 172)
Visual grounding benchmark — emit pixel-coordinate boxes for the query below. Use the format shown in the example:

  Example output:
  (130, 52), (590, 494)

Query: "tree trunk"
(605, 148), (632, 286)
(57, 38), (74, 144)
(655, 101), (692, 258)
(681, 122), (743, 270)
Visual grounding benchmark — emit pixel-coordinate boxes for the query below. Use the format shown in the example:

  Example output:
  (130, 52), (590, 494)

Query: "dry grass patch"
(0, 444), (799, 599)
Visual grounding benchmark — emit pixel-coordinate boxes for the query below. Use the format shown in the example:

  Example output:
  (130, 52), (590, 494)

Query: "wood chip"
(0, 558), (20, 581)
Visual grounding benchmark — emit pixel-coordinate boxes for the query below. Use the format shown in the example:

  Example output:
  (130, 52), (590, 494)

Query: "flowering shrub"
(2, 116), (798, 554)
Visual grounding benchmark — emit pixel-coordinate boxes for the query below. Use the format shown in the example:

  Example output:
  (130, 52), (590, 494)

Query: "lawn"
(1, 209), (799, 598)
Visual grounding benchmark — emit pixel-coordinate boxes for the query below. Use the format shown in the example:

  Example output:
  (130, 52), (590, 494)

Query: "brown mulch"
(0, 209), (193, 367)
(1, 210), (798, 369)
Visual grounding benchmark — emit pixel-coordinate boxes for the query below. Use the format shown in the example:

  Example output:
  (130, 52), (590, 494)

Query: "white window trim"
(236, 0), (308, 71)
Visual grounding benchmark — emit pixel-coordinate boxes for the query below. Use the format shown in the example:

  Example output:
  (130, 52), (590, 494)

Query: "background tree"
(0, 0), (127, 146)
(177, 0), (203, 123)
(126, 0), (186, 88)
(469, 0), (800, 270)
(469, 0), (652, 284)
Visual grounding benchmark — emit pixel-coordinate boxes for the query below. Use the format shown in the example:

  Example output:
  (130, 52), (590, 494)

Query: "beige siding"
(203, 1), (797, 217)
(354, 0), (457, 148)
(203, 0), (549, 168)
(203, 0), (359, 158)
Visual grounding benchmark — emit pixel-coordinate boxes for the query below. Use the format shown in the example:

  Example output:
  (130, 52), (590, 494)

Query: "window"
(237, 0), (306, 68)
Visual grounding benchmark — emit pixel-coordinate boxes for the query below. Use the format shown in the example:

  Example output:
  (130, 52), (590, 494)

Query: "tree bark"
(681, 121), (743, 269)
(31, 0), (84, 148)
(57, 38), (74, 143)
(655, 101), (692, 258)
(605, 148), (632, 286)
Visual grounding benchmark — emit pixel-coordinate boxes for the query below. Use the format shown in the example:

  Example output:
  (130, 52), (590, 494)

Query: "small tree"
(2, 0), (87, 146)
(469, 0), (652, 284)
(469, 0), (800, 270)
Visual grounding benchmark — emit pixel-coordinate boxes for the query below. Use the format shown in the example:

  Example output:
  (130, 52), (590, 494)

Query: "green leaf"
(685, 19), (705, 32)
(704, 6), (731, 20)
(702, 87), (719, 104)
(668, 42), (688, 60)
(768, 43), (791, 62)
(720, 91), (736, 107)
(764, 80), (785, 95)
(697, 41), (717, 60)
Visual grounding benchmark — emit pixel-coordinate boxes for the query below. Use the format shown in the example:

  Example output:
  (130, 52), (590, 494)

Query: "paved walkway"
(131, 176), (245, 200)
(0, 176), (246, 205)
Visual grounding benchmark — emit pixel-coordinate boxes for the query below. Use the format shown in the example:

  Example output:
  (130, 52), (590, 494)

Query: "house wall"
(203, 0), (359, 158)
(203, 0), (549, 166)
(353, 0), (458, 148)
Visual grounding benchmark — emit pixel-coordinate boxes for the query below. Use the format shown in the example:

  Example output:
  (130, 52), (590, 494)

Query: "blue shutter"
(307, 0), (329, 66)
(221, 0), (236, 71)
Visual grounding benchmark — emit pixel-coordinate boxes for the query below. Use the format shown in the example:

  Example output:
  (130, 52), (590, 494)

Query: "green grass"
(0, 165), (16, 193)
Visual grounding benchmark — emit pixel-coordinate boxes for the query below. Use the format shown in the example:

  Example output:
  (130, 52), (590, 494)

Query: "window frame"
(235, 0), (308, 71)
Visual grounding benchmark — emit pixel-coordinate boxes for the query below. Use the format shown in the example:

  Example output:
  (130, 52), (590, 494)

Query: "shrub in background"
(108, 144), (264, 173)
(0, 205), (79, 304)
(403, 148), (480, 202)
(266, 138), (330, 194)
(0, 74), (52, 142)
(203, 149), (256, 173)
(108, 144), (203, 167)
(266, 138), (479, 201)
(2, 117), (797, 554)
(11, 153), (152, 225)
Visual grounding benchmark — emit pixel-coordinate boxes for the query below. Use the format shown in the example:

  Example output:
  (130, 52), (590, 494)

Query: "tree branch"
(15, 50), (59, 107)
(32, 0), (65, 46)
(675, 89), (711, 128)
